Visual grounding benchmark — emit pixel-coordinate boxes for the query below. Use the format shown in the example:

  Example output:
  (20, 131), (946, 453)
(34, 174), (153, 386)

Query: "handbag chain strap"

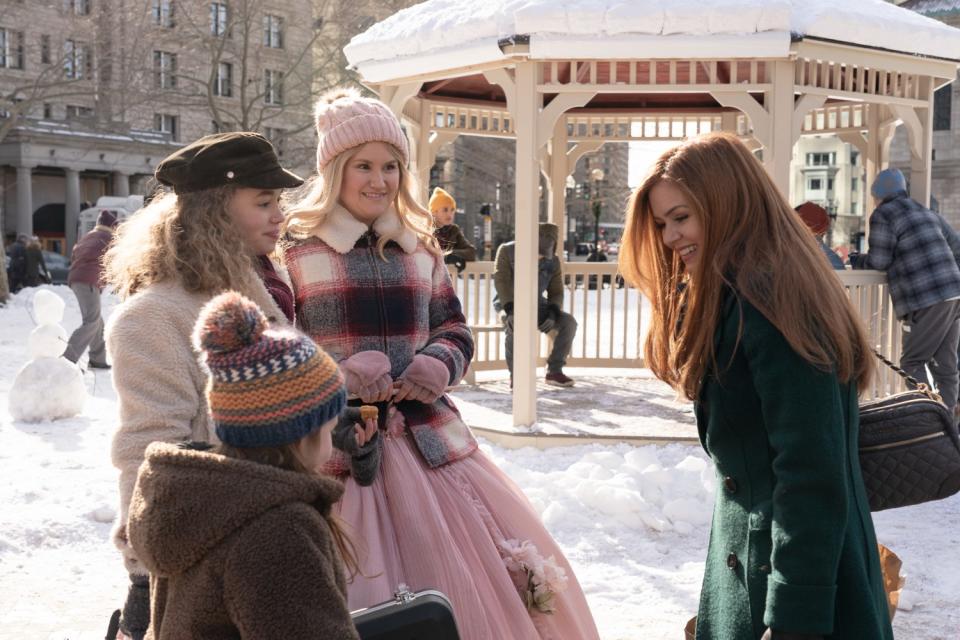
(871, 348), (942, 403)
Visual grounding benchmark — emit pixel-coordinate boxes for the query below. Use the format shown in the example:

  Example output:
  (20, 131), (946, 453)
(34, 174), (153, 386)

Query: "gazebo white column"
(503, 60), (543, 427)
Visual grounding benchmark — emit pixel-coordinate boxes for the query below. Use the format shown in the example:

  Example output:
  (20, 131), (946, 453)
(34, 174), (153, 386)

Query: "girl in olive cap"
(102, 132), (376, 639)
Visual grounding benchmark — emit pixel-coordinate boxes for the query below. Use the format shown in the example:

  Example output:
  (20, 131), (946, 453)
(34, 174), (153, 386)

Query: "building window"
(152, 0), (175, 28)
(808, 178), (823, 191)
(264, 127), (285, 156)
(153, 51), (177, 89)
(43, 103), (53, 119)
(210, 2), (228, 36)
(805, 152), (835, 167)
(264, 69), (283, 105)
(64, 40), (91, 79)
(66, 104), (94, 118)
(934, 84), (952, 131)
(40, 34), (50, 64)
(154, 113), (179, 140)
(827, 178), (834, 191)
(64, 0), (91, 15)
(263, 15), (283, 48)
(850, 150), (859, 166)
(851, 177), (858, 193)
(0, 29), (25, 69)
(213, 61), (232, 97)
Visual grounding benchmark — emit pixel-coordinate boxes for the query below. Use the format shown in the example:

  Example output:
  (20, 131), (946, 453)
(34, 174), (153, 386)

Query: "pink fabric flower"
(498, 538), (569, 614)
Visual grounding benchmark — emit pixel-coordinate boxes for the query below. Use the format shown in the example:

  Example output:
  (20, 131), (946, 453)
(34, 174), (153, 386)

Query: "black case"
(352, 586), (460, 640)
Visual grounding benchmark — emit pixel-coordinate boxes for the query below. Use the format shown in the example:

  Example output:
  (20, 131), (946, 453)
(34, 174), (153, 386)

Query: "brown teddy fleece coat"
(127, 442), (359, 640)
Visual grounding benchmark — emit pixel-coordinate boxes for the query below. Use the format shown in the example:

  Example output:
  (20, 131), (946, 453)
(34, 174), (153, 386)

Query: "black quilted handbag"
(859, 351), (960, 512)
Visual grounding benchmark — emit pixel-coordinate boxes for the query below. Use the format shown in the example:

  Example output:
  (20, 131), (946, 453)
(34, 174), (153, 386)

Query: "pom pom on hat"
(194, 291), (269, 356)
(192, 291), (347, 449)
(429, 187), (456, 213)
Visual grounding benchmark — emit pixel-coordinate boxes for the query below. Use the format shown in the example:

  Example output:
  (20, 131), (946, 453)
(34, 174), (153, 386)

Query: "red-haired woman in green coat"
(619, 132), (893, 640)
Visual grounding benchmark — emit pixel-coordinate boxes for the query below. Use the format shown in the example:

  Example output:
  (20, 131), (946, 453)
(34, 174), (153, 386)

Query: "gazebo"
(344, 0), (960, 427)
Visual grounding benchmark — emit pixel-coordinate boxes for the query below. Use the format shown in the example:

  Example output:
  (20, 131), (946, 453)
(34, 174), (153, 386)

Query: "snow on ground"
(1, 285), (958, 639)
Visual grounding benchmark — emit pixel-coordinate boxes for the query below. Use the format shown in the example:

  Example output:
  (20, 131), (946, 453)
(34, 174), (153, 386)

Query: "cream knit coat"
(106, 273), (285, 574)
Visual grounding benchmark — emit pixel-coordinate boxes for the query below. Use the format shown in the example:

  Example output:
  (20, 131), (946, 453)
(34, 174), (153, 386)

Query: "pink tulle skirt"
(336, 414), (600, 640)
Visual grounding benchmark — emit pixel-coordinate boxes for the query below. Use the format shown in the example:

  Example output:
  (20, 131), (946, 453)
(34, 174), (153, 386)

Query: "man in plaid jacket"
(852, 168), (960, 415)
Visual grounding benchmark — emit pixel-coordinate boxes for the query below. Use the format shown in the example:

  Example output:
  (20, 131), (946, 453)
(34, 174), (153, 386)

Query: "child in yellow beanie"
(429, 187), (476, 271)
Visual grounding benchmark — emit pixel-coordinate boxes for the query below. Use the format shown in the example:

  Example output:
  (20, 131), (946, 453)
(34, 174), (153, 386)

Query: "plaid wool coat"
(858, 193), (960, 318)
(283, 206), (477, 475)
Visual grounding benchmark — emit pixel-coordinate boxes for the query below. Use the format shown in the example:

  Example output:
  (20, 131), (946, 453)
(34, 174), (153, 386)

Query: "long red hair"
(618, 132), (872, 400)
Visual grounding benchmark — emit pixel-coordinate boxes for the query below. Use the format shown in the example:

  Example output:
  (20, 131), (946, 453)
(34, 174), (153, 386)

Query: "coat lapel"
(313, 205), (418, 255)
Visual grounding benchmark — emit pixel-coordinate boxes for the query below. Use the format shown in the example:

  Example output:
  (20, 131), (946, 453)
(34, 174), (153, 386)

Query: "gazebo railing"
(451, 263), (903, 398)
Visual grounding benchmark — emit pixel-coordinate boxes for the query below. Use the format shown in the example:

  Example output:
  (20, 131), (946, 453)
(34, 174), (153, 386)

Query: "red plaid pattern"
(284, 232), (477, 474)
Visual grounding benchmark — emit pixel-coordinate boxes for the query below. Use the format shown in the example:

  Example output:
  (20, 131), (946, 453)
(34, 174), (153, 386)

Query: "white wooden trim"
(510, 61), (541, 428)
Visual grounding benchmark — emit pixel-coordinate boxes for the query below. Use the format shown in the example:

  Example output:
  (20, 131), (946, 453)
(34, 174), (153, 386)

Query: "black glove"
(332, 408), (383, 487)
(538, 304), (560, 333)
(848, 251), (868, 270)
(443, 253), (466, 272)
(119, 573), (150, 640)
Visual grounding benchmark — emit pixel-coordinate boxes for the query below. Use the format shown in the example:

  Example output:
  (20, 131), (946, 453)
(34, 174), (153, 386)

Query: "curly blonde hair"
(282, 143), (439, 258)
(104, 186), (259, 299)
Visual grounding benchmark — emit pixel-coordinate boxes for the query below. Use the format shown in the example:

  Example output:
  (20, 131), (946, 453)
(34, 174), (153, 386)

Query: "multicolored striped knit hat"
(193, 291), (346, 448)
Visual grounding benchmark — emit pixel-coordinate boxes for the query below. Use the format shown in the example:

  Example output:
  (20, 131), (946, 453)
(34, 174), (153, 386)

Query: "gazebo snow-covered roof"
(346, 0), (960, 82)
(345, 0), (960, 427)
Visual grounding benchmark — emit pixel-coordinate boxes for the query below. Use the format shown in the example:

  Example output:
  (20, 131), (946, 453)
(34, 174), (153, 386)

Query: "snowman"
(9, 289), (87, 422)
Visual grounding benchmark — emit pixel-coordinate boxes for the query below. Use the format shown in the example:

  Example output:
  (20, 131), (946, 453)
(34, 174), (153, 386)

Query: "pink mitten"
(340, 351), (392, 402)
(396, 354), (449, 403)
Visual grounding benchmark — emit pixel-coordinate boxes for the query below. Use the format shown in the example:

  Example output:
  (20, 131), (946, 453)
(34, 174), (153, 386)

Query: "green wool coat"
(693, 295), (894, 640)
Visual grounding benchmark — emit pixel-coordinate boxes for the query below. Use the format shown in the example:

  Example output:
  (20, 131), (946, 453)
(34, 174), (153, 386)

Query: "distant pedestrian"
(64, 210), (118, 369)
(6, 234), (28, 293)
(493, 223), (578, 387)
(851, 167), (960, 416)
(795, 202), (845, 269)
(23, 236), (50, 287)
(430, 187), (476, 272)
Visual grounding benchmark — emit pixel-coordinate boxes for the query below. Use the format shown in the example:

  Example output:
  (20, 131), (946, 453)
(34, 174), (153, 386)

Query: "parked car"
(43, 250), (70, 285)
(570, 242), (595, 262)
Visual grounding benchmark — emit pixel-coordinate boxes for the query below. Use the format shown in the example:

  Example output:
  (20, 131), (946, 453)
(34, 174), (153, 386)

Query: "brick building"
(0, 0), (316, 253)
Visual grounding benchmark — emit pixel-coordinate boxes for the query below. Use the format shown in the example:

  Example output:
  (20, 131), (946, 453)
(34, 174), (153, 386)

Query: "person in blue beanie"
(851, 167), (960, 417)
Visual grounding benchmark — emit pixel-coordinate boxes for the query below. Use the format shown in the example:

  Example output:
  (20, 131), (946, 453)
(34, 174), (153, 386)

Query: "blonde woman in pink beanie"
(281, 88), (600, 640)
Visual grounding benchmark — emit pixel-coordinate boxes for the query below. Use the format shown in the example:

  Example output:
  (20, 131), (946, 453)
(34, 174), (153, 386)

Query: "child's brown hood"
(126, 442), (344, 577)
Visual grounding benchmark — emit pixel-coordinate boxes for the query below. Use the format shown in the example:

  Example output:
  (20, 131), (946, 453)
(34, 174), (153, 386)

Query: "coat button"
(759, 564), (771, 574)
(723, 476), (738, 493)
(727, 553), (738, 569)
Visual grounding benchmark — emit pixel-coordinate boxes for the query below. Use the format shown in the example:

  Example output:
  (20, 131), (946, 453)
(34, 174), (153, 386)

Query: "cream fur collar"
(314, 204), (419, 255)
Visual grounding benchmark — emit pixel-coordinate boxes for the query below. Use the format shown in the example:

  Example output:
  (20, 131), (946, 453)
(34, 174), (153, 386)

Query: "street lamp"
(590, 168), (605, 248)
(565, 175), (577, 251)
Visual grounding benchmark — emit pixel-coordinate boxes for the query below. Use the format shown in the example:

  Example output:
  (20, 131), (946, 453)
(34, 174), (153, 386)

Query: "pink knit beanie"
(314, 87), (409, 171)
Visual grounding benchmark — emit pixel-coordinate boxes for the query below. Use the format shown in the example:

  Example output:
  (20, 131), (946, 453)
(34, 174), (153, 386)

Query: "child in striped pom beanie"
(125, 292), (378, 640)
